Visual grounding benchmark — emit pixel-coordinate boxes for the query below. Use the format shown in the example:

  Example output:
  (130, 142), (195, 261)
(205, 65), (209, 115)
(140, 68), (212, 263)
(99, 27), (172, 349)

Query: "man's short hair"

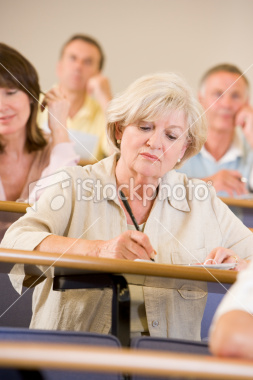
(60, 34), (105, 71)
(199, 63), (249, 94)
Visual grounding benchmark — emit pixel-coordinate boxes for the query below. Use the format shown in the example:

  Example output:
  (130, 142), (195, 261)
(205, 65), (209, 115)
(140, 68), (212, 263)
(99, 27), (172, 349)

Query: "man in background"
(38, 34), (112, 161)
(178, 64), (253, 197)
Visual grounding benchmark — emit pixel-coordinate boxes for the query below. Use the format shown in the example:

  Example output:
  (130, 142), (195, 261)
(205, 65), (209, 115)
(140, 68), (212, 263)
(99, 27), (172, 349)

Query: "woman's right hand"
(96, 230), (155, 261)
(41, 87), (70, 145)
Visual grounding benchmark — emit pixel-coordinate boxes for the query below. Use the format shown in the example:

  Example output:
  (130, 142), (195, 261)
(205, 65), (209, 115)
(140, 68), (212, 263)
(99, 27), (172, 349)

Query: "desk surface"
(0, 341), (252, 379)
(0, 248), (237, 284)
(220, 197), (253, 208)
(78, 159), (96, 166)
(0, 201), (29, 213)
(1, 196), (252, 212)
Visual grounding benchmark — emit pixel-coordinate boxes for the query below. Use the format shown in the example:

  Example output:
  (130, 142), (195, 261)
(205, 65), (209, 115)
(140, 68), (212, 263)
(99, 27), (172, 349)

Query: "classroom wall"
(1, 0), (253, 99)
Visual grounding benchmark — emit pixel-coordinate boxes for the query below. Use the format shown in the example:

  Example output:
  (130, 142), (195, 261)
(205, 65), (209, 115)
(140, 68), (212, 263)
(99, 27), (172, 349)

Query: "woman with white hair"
(2, 73), (252, 340)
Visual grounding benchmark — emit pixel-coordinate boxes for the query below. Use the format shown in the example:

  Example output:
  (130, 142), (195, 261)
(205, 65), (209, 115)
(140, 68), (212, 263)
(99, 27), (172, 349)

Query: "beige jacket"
(2, 154), (253, 340)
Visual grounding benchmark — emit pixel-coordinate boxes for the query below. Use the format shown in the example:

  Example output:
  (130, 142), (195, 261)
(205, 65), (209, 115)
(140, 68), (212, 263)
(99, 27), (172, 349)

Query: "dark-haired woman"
(0, 43), (78, 203)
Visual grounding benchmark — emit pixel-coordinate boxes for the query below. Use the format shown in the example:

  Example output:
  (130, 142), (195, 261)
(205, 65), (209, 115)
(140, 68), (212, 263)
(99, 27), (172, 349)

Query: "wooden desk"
(219, 197), (253, 209)
(0, 341), (252, 379)
(219, 196), (253, 228)
(0, 248), (237, 284)
(78, 159), (96, 166)
(0, 200), (29, 213)
(0, 201), (29, 242)
(0, 248), (237, 347)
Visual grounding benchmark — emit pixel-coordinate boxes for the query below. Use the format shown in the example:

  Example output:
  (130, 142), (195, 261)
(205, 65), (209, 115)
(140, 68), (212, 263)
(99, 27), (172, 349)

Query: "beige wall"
(1, 0), (253, 99)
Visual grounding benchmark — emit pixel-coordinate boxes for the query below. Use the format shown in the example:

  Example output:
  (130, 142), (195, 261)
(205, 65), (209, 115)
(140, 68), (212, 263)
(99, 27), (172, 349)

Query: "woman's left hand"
(204, 247), (248, 271)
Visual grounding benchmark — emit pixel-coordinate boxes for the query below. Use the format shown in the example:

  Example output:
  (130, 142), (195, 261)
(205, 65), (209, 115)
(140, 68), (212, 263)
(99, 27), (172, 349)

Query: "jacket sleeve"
(1, 170), (74, 252)
(210, 186), (253, 260)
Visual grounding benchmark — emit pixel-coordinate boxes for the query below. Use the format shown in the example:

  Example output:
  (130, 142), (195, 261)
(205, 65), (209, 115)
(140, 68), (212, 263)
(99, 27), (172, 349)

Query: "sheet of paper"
(69, 130), (98, 160)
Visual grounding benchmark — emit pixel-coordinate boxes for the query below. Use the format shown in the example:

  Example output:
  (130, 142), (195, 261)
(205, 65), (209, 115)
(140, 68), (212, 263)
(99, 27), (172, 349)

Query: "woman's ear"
(179, 140), (189, 160)
(115, 122), (123, 140)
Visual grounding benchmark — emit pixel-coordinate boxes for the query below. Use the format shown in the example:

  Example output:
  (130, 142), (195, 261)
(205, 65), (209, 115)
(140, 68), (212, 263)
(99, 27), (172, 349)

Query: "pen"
(119, 190), (140, 231)
(119, 190), (155, 262)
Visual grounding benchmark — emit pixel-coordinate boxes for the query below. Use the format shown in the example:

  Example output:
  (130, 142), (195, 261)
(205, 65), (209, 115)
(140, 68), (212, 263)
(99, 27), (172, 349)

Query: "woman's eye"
(6, 89), (18, 95)
(166, 134), (177, 141)
(139, 123), (153, 131)
(140, 126), (151, 131)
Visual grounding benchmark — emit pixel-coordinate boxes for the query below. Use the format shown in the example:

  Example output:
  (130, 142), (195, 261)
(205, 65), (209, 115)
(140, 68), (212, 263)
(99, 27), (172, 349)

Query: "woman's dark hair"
(0, 43), (47, 153)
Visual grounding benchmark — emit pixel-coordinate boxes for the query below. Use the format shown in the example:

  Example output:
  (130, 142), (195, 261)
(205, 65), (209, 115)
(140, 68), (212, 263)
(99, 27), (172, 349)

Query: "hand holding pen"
(119, 190), (156, 262)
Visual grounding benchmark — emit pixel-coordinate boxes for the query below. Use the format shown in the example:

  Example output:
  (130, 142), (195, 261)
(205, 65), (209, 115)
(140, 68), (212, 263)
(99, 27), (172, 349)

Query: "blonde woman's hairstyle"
(106, 73), (207, 168)
(0, 43), (47, 154)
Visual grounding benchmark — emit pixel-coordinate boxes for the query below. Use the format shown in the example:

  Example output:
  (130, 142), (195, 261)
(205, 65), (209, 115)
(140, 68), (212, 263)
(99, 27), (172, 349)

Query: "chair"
(201, 282), (231, 340)
(242, 208), (253, 228)
(0, 327), (122, 380)
(219, 196), (253, 228)
(0, 268), (33, 328)
(0, 201), (33, 329)
(0, 201), (28, 242)
(131, 336), (210, 380)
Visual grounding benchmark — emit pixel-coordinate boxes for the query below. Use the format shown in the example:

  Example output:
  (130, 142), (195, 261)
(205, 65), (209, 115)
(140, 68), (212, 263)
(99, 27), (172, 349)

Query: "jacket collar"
(92, 153), (190, 212)
(158, 170), (191, 212)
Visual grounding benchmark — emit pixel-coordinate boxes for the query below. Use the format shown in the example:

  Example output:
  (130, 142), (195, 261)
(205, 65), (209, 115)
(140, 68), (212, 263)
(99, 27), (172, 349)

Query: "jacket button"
(152, 320), (159, 327)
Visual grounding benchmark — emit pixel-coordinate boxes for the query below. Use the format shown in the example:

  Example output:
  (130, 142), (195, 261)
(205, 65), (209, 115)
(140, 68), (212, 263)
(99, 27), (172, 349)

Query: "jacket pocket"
(171, 248), (208, 299)
(177, 283), (207, 299)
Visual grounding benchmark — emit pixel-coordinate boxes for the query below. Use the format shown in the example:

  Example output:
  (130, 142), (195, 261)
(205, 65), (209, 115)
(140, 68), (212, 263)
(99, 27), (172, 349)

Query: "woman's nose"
(147, 131), (162, 149)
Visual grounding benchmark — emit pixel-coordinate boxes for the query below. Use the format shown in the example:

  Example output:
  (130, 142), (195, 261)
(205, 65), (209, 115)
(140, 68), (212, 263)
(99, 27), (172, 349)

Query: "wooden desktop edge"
(0, 342), (252, 379)
(0, 198), (251, 233)
(78, 159), (96, 166)
(0, 201), (29, 213)
(219, 197), (253, 208)
(0, 197), (252, 214)
(0, 197), (251, 212)
(0, 248), (237, 284)
(0, 197), (251, 213)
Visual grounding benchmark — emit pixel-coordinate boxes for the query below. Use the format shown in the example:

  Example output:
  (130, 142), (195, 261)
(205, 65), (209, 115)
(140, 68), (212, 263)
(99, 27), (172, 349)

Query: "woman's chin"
(133, 165), (161, 179)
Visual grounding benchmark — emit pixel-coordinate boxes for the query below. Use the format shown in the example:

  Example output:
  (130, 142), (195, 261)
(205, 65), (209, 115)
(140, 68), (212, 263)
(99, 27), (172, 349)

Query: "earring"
(177, 158), (181, 163)
(117, 139), (121, 145)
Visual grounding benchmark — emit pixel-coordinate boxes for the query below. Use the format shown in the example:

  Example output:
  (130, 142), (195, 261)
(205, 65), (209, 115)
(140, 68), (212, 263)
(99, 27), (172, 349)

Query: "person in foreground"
(178, 64), (253, 197)
(0, 43), (79, 203)
(209, 258), (253, 359)
(2, 73), (253, 341)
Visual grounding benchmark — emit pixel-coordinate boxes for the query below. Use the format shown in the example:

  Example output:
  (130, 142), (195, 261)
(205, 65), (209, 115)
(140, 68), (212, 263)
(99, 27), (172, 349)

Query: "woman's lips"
(0, 114), (15, 122)
(140, 152), (160, 161)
